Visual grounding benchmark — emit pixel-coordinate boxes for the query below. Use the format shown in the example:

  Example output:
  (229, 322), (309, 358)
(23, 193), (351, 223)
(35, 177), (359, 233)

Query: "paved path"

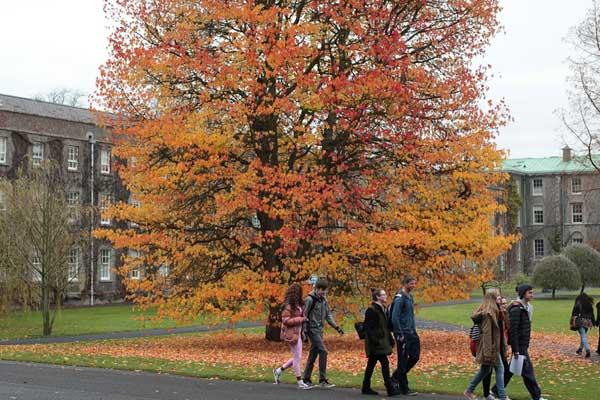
(0, 360), (462, 400)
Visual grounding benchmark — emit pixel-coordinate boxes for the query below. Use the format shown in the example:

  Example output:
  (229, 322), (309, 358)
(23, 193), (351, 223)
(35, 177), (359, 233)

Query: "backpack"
(302, 294), (319, 336)
(387, 293), (402, 332)
(468, 324), (481, 357)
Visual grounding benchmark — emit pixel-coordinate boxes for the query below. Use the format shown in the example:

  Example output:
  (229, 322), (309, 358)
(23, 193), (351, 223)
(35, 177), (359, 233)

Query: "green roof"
(502, 156), (600, 175)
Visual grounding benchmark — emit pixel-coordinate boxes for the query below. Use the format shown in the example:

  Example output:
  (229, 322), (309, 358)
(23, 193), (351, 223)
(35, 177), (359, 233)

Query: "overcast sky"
(0, 0), (592, 159)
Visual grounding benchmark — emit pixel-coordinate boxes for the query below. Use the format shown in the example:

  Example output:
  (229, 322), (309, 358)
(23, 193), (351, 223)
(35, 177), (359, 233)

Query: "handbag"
(354, 321), (366, 340)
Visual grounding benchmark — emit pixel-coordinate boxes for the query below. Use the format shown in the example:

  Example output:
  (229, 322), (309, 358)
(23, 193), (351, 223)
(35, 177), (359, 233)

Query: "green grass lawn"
(0, 304), (207, 340)
(418, 298), (592, 334)
(0, 346), (596, 400)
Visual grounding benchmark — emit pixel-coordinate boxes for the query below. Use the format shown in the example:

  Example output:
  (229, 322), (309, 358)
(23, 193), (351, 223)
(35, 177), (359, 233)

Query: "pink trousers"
(282, 335), (302, 377)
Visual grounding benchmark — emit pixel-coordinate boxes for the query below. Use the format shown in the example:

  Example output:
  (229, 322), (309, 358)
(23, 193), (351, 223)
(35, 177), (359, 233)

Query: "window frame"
(68, 248), (79, 281)
(572, 232), (584, 245)
(99, 248), (112, 281)
(571, 177), (582, 194)
(99, 193), (112, 226)
(532, 205), (544, 225)
(572, 203), (583, 224)
(532, 178), (543, 196)
(67, 145), (79, 171)
(534, 239), (544, 259)
(100, 149), (111, 174)
(0, 136), (7, 164)
(32, 142), (44, 166)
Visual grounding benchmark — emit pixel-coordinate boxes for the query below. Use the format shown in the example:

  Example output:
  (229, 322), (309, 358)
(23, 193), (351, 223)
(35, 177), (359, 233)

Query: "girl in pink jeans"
(274, 283), (311, 389)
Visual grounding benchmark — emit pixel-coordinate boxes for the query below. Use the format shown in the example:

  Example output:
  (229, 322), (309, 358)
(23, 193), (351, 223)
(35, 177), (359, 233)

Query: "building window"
(32, 142), (44, 166)
(129, 196), (140, 228)
(99, 193), (112, 225)
(532, 178), (543, 196)
(572, 232), (584, 244)
(68, 248), (79, 281)
(533, 205), (544, 225)
(131, 268), (141, 280)
(100, 149), (111, 174)
(516, 209), (521, 228)
(572, 203), (583, 224)
(0, 137), (7, 164)
(516, 241), (521, 262)
(0, 190), (5, 211)
(99, 249), (112, 281)
(572, 177), (582, 194)
(534, 239), (544, 259)
(32, 254), (42, 281)
(67, 191), (79, 220)
(67, 145), (79, 171)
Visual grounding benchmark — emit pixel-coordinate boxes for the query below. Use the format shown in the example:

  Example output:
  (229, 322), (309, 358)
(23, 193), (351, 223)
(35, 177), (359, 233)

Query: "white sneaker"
(485, 395), (497, 400)
(297, 380), (313, 390)
(272, 368), (282, 384)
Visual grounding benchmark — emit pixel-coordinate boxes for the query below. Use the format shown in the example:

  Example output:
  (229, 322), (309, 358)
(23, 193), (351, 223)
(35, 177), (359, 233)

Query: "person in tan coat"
(464, 289), (508, 400)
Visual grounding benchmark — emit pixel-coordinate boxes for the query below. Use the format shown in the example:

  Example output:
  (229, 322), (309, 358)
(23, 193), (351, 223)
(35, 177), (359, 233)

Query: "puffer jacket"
(280, 304), (304, 343)
(509, 300), (531, 354)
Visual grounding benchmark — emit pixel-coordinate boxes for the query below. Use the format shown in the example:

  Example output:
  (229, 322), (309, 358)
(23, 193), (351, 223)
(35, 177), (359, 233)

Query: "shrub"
(561, 244), (600, 292)
(532, 255), (581, 298)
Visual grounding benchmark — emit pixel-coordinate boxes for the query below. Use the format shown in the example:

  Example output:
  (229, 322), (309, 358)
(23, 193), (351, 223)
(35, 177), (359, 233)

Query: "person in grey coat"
(302, 278), (344, 388)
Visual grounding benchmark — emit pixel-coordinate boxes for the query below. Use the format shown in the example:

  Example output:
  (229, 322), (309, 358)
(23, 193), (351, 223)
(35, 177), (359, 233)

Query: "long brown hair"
(284, 283), (303, 309)
(477, 288), (500, 323)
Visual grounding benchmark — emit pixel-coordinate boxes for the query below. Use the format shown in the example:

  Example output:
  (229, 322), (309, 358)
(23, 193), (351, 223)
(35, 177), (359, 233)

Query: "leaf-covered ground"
(1, 329), (598, 399)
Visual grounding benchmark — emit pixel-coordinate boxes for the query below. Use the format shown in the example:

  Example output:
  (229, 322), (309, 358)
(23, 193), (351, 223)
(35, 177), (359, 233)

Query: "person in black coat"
(571, 293), (595, 358)
(361, 288), (400, 396)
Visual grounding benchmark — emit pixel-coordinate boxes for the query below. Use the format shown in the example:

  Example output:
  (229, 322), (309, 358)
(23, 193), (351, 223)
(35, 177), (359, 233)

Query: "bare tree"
(33, 87), (87, 108)
(0, 161), (83, 336)
(562, 1), (600, 171)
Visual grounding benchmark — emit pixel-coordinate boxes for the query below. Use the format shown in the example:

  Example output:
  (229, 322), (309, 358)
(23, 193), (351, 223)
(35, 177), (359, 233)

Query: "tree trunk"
(552, 288), (556, 299)
(265, 301), (283, 342)
(41, 284), (52, 336)
(581, 285), (585, 295)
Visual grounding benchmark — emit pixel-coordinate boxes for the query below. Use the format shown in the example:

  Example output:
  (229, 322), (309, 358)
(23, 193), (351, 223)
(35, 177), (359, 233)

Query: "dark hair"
(576, 292), (594, 307)
(403, 276), (416, 285)
(284, 283), (303, 309)
(315, 277), (329, 289)
(371, 288), (384, 301)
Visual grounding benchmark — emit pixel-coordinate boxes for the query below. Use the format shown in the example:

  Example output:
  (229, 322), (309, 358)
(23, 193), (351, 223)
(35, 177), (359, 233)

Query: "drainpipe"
(87, 132), (96, 306)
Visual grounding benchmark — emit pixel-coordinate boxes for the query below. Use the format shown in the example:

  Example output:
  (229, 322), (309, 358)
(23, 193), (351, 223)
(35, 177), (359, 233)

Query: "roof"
(502, 156), (600, 175)
(0, 93), (97, 124)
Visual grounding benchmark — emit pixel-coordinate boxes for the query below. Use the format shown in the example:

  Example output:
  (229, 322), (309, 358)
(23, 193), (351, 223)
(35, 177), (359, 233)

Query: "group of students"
(273, 277), (555, 400)
(273, 276), (421, 396)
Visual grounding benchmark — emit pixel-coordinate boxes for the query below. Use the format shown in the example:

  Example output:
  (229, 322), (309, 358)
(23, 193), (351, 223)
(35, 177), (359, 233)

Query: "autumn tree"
(0, 162), (82, 335)
(532, 255), (581, 299)
(96, 0), (515, 339)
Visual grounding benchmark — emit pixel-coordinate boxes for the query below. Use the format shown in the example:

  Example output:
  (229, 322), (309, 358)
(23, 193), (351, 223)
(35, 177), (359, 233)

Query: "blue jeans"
(467, 353), (506, 399)
(579, 326), (590, 352)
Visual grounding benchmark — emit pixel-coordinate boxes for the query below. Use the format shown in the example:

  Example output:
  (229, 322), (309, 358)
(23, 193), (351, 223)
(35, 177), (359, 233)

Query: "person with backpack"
(302, 278), (344, 388)
(273, 283), (312, 389)
(571, 292), (595, 358)
(463, 289), (508, 400)
(492, 284), (547, 400)
(361, 288), (401, 396)
(390, 276), (419, 396)
(482, 295), (510, 400)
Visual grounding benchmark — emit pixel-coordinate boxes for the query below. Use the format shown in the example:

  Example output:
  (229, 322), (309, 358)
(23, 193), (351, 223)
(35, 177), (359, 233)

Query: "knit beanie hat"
(517, 284), (533, 299)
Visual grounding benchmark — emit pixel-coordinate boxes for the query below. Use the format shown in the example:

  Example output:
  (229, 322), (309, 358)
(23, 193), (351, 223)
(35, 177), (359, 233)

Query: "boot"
(385, 380), (402, 397)
(362, 380), (378, 395)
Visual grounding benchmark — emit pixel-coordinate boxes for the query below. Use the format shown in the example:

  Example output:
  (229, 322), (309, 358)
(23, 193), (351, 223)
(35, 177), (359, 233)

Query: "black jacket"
(572, 300), (595, 323)
(364, 302), (393, 357)
(508, 300), (531, 355)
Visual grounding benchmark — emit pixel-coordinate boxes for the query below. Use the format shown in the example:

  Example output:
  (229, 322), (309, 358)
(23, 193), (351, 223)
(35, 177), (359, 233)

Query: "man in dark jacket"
(302, 278), (343, 388)
(493, 284), (546, 400)
(391, 276), (419, 396)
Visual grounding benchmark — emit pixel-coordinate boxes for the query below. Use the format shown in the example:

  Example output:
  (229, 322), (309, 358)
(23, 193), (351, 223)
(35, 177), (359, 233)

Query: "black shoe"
(385, 384), (402, 397)
(586, 350), (591, 358)
(576, 348), (583, 355)
(361, 387), (378, 395)
(403, 388), (418, 396)
(303, 378), (312, 386)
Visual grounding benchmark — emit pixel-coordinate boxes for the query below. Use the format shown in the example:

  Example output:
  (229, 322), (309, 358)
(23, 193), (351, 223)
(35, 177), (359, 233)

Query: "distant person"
(482, 296), (510, 400)
(500, 284), (547, 400)
(391, 276), (419, 396)
(273, 283), (311, 389)
(302, 278), (344, 388)
(597, 301), (600, 355)
(571, 292), (595, 358)
(361, 288), (401, 396)
(463, 289), (508, 400)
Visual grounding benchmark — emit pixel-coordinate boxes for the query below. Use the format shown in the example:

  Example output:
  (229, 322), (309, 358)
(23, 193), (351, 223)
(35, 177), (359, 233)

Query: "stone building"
(0, 93), (127, 303)
(501, 147), (600, 276)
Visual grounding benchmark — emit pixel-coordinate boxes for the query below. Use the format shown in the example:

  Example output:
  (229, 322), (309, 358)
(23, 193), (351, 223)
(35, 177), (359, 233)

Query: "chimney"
(562, 146), (572, 162)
